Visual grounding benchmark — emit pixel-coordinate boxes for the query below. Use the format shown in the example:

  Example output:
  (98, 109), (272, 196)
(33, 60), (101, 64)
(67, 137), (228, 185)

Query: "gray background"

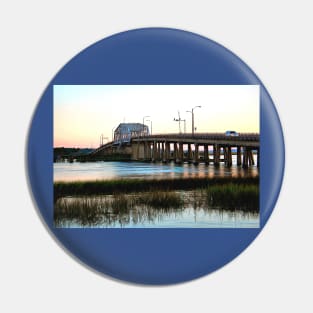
(1, 1), (312, 312)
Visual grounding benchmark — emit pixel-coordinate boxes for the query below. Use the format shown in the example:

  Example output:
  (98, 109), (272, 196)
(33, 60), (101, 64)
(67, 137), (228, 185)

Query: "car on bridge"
(225, 130), (239, 137)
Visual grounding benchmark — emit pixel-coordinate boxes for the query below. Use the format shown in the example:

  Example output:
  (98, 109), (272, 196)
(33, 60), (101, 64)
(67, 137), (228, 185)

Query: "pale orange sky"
(54, 85), (259, 148)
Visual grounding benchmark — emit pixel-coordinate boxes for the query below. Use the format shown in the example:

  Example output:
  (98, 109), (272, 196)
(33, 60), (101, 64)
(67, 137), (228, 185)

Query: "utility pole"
(174, 111), (186, 133)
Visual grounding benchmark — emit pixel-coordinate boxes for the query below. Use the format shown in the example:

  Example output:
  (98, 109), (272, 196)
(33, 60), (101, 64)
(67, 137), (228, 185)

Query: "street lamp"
(146, 119), (152, 135)
(142, 115), (150, 136)
(186, 106), (201, 136)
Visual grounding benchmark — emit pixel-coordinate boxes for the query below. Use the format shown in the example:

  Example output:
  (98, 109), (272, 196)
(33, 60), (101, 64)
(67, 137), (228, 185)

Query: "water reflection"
(55, 191), (259, 228)
(54, 160), (258, 182)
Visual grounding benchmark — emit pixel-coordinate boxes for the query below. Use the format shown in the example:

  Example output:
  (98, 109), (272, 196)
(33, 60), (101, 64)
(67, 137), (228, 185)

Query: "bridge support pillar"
(242, 147), (248, 168)
(193, 144), (199, 165)
(173, 142), (178, 162)
(187, 144), (193, 162)
(144, 141), (150, 160)
(133, 142), (145, 160)
(204, 144), (209, 164)
(225, 146), (232, 167)
(152, 141), (157, 162)
(248, 149), (255, 166)
(149, 142), (153, 160)
(177, 143), (183, 164)
(237, 146), (242, 166)
(160, 142), (164, 161)
(163, 142), (170, 162)
(224, 146), (228, 166)
(214, 144), (220, 166)
(132, 143), (140, 160)
(157, 142), (161, 161)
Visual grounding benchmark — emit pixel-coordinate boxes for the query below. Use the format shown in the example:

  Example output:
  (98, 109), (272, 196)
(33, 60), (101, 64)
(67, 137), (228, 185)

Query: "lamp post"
(146, 119), (152, 135)
(142, 115), (150, 136)
(186, 106), (201, 136)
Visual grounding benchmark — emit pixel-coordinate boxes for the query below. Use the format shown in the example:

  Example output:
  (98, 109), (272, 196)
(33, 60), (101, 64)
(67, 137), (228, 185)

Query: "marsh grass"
(111, 194), (133, 213)
(54, 176), (258, 201)
(54, 191), (184, 226)
(54, 197), (108, 226)
(207, 183), (259, 212)
(137, 191), (183, 209)
(54, 182), (259, 227)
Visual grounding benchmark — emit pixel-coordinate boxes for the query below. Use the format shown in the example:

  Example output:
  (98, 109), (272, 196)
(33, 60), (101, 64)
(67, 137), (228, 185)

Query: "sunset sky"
(54, 85), (259, 148)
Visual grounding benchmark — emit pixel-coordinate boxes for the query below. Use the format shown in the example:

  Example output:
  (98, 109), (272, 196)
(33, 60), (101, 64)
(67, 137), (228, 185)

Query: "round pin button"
(27, 28), (284, 284)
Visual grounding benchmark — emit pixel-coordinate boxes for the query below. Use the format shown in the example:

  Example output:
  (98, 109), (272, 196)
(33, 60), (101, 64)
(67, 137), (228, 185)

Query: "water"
(55, 191), (259, 228)
(54, 159), (258, 182)
(58, 207), (259, 228)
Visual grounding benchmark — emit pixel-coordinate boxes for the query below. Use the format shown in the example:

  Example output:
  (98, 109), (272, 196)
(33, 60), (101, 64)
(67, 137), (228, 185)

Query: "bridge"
(88, 133), (259, 168)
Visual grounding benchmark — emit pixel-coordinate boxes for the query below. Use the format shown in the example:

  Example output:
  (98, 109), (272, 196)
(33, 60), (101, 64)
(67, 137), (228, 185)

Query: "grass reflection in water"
(54, 186), (259, 228)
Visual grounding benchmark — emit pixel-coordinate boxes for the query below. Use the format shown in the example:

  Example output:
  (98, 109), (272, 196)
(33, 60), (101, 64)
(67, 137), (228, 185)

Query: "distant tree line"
(54, 147), (94, 162)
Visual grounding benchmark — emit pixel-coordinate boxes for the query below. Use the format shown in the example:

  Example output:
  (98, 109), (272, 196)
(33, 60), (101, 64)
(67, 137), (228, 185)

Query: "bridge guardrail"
(131, 133), (259, 142)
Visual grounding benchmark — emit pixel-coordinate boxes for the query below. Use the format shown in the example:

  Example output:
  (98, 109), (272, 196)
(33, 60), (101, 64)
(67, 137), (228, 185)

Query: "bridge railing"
(131, 132), (259, 141)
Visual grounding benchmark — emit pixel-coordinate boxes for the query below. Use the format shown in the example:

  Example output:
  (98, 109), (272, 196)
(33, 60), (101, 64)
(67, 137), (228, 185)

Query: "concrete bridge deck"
(132, 133), (259, 147)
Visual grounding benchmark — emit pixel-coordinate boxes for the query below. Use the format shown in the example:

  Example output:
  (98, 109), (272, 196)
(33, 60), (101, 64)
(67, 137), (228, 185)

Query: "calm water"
(54, 159), (258, 182)
(58, 207), (259, 228)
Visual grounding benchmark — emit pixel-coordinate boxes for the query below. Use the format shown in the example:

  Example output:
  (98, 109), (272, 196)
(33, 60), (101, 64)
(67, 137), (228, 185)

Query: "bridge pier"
(160, 142), (164, 161)
(176, 143), (183, 164)
(204, 144), (209, 164)
(213, 144), (220, 166)
(134, 143), (138, 160)
(173, 142), (177, 162)
(237, 146), (242, 166)
(242, 147), (248, 168)
(241, 147), (254, 168)
(152, 141), (156, 162)
(162, 141), (170, 163)
(225, 146), (232, 167)
(248, 148), (255, 166)
(132, 142), (145, 160)
(187, 144), (193, 162)
(157, 142), (161, 161)
(223, 146), (228, 167)
(193, 143), (199, 165)
(144, 141), (150, 160)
